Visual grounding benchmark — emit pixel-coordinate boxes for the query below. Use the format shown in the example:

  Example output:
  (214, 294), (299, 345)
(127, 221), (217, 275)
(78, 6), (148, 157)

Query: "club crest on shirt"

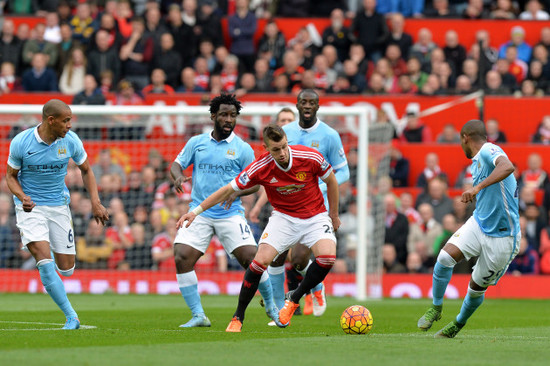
(296, 172), (307, 181)
(311, 141), (319, 148)
(261, 232), (269, 239)
(57, 146), (67, 158)
(226, 149), (236, 159)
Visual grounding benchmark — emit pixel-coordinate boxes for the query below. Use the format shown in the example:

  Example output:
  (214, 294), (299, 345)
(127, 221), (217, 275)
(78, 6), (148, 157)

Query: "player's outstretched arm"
(323, 171), (341, 232)
(170, 161), (191, 194)
(222, 184), (260, 210)
(6, 165), (35, 212)
(462, 155), (515, 203)
(78, 158), (110, 225)
(177, 183), (237, 229)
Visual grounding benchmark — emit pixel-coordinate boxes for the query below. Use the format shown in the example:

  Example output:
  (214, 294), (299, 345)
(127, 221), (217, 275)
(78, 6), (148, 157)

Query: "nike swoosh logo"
(27, 151), (40, 156)
(66, 245), (74, 248)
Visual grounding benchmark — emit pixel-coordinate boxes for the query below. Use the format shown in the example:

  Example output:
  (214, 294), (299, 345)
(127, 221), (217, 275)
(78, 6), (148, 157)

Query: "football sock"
(37, 259), (77, 319)
(432, 251), (456, 306)
(234, 260), (265, 320)
(286, 266), (301, 292)
(177, 271), (205, 316)
(290, 256), (335, 303)
(456, 286), (485, 325)
(257, 271), (275, 310)
(267, 265), (285, 309)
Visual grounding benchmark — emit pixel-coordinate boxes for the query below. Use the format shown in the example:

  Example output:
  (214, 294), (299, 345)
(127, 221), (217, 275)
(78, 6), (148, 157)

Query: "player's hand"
(174, 176), (191, 194)
(177, 212), (196, 229)
(330, 213), (341, 232)
(248, 205), (260, 223)
(461, 186), (479, 203)
(92, 203), (110, 225)
(222, 192), (239, 210)
(22, 196), (36, 212)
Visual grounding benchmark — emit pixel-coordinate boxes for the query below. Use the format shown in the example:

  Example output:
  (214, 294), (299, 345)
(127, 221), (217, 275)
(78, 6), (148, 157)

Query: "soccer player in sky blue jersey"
(6, 99), (109, 330)
(170, 94), (279, 328)
(417, 120), (521, 338)
(265, 90), (350, 318)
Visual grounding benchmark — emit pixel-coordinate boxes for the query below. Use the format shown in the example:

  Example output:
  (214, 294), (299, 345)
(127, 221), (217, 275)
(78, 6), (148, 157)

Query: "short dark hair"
(209, 93), (242, 115)
(461, 119), (487, 142)
(263, 124), (286, 143)
(42, 99), (70, 121)
(297, 88), (319, 102)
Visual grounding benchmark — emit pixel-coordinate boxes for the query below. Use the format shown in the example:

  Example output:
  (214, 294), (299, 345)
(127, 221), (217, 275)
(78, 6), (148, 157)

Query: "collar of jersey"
(472, 142), (488, 161)
(209, 130), (235, 143)
(274, 146), (293, 172)
(34, 124), (62, 145)
(297, 119), (321, 132)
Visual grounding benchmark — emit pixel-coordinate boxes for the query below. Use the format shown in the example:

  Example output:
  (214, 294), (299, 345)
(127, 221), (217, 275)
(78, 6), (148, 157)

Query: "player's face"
(461, 134), (473, 159)
(265, 137), (290, 166)
(50, 108), (73, 138)
(296, 93), (319, 125)
(212, 103), (238, 139)
(276, 111), (294, 127)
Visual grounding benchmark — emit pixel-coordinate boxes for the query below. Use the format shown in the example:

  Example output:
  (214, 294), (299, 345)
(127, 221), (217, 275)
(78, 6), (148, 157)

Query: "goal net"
(0, 103), (392, 300)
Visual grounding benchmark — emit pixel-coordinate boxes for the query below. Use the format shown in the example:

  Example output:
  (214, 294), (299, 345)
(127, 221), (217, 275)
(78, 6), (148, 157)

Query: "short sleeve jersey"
(174, 131), (255, 219)
(231, 145), (332, 219)
(7, 126), (87, 206)
(471, 143), (520, 237)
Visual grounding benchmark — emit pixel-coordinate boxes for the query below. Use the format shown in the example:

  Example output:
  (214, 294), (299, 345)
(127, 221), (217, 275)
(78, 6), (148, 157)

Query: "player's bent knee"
(467, 284), (486, 298)
(57, 265), (75, 277)
(437, 249), (457, 268)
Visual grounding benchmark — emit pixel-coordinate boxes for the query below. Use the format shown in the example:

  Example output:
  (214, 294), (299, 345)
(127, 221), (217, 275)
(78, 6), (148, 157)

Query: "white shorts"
(259, 211), (337, 254)
(174, 214), (256, 257)
(447, 217), (520, 287)
(16, 205), (76, 255)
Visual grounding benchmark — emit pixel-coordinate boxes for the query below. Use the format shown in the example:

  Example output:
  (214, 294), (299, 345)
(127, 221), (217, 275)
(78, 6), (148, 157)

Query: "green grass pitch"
(1, 294), (549, 366)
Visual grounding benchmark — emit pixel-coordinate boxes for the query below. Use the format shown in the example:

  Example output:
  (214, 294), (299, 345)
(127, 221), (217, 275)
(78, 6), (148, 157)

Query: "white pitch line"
(0, 320), (97, 330)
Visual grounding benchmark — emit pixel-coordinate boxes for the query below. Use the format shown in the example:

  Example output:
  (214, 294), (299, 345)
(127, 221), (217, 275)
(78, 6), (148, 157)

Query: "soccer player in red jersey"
(177, 124), (340, 332)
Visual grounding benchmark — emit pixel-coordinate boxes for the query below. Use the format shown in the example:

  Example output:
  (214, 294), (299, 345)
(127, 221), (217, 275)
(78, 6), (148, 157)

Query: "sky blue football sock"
(432, 262), (453, 306)
(177, 272), (204, 316)
(267, 266), (285, 309)
(456, 288), (485, 325)
(37, 260), (77, 319)
(258, 271), (275, 310)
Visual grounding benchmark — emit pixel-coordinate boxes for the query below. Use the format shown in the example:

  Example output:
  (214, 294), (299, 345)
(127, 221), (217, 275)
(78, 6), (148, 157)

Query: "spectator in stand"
(177, 67), (206, 93)
(443, 30), (466, 75)
(498, 26), (532, 64)
(494, 58), (518, 92)
(273, 50), (305, 90)
(197, 39), (217, 73)
(106, 211), (135, 270)
(410, 28), (437, 71)
(489, 0), (519, 19)
(532, 115), (550, 144)
(435, 61), (456, 91)
(322, 8), (354, 63)
(144, 6), (169, 53)
(433, 213), (459, 255)
(471, 30), (499, 76)
(121, 170), (154, 217)
(110, 79), (145, 139)
(150, 33), (182, 88)
(235, 72), (258, 96)
(342, 59), (366, 93)
(253, 57), (273, 92)
(385, 44), (407, 78)
(0, 19), (23, 77)
(57, 23), (79, 75)
(384, 193), (409, 266)
(209, 74), (223, 95)
(122, 223), (153, 270)
(165, 4), (194, 68)
(70, 2), (98, 48)
(152, 217), (178, 271)
(508, 236), (539, 275)
(193, 56), (211, 91)
(115, 0), (134, 40)
(258, 20), (286, 70)
(505, 46), (528, 86)
(197, 1), (224, 47)
(399, 192), (421, 225)
(348, 43), (369, 76)
(21, 53), (58, 92)
(76, 220), (111, 270)
(394, 74), (417, 95)
(72, 72), (106, 138)
(92, 12), (124, 52)
(43, 12), (61, 45)
(415, 176), (454, 223)
(519, 0), (550, 20)
(22, 23), (58, 69)
(387, 13), (412, 61)
(424, 0), (458, 18)
(406, 251), (430, 274)
(372, 57), (397, 93)
(350, 0), (389, 63)
(0, 62), (19, 93)
(523, 202), (546, 250)
(462, 0), (490, 19)
(119, 16), (154, 91)
(484, 118), (507, 144)
(437, 123), (461, 143)
(382, 243), (407, 273)
(407, 56), (429, 90)
(59, 47), (87, 95)
(518, 153), (550, 190)
(419, 73), (446, 96)
(529, 57), (550, 93)
(399, 104), (432, 143)
(0, 192), (18, 268)
(228, 0), (257, 73)
(365, 71), (387, 95)
(484, 69), (511, 95)
(87, 29), (121, 86)
(461, 58), (480, 90)
(142, 68), (175, 95)
(407, 203), (443, 258)
(220, 54), (240, 93)
(312, 54), (336, 91)
(454, 74), (474, 94)
(322, 44), (343, 75)
(424, 47), (445, 75)
(537, 26), (550, 56)
(417, 152), (448, 189)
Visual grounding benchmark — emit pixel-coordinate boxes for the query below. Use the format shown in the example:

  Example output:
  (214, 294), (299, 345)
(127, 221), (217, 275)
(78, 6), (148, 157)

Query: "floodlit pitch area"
(1, 294), (549, 366)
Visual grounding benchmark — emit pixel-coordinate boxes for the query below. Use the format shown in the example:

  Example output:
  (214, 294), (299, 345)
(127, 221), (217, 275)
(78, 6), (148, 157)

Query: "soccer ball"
(340, 305), (373, 335)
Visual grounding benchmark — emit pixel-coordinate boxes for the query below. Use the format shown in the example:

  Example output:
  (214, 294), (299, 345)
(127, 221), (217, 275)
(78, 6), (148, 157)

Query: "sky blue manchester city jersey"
(7, 126), (87, 206)
(174, 131), (255, 219)
(471, 143), (520, 237)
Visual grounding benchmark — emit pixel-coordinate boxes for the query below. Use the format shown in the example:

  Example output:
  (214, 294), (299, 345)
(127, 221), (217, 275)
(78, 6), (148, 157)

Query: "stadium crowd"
(1, 0), (550, 275)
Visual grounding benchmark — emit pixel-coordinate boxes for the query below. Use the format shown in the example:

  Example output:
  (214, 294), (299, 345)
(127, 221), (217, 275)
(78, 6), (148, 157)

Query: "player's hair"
(276, 107), (295, 121)
(209, 93), (242, 115)
(42, 99), (70, 121)
(461, 119), (487, 141)
(263, 123), (286, 143)
(297, 88), (319, 102)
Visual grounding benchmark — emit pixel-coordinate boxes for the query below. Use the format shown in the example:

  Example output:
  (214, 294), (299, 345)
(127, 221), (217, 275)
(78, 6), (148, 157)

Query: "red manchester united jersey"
(231, 145), (332, 219)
